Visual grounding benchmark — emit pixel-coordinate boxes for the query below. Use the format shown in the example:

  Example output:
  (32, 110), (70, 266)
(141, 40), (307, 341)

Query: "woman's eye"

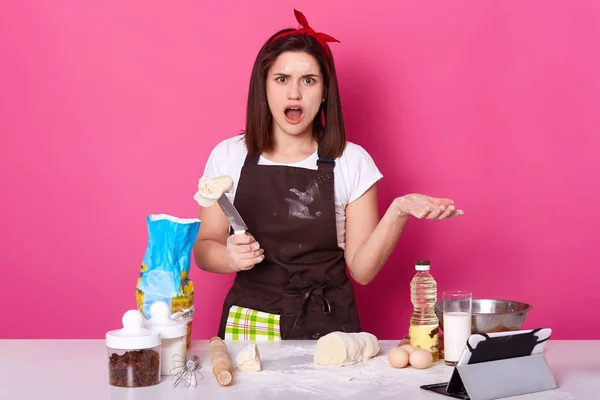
(276, 77), (287, 83)
(304, 78), (315, 84)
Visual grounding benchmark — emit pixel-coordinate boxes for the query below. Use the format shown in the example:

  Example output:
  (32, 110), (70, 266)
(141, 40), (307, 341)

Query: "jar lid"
(106, 309), (160, 350)
(143, 301), (187, 339)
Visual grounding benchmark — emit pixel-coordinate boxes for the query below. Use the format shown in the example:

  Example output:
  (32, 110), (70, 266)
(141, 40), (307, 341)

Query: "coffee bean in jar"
(106, 309), (161, 387)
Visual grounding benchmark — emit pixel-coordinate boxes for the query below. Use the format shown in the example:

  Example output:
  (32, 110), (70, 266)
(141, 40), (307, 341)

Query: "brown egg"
(409, 349), (434, 369)
(399, 343), (416, 354)
(388, 347), (410, 368)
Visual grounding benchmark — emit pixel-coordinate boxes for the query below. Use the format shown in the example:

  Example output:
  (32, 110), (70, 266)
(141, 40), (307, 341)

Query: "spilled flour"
(285, 199), (315, 220)
(286, 181), (321, 220)
(181, 341), (578, 400)
(186, 341), (453, 399)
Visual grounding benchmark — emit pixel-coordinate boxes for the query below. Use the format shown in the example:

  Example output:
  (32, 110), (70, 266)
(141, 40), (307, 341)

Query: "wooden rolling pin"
(209, 336), (233, 386)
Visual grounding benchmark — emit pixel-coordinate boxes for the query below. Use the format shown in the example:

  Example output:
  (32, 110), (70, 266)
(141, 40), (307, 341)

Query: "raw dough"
(193, 175), (234, 207)
(235, 343), (262, 372)
(313, 332), (380, 367)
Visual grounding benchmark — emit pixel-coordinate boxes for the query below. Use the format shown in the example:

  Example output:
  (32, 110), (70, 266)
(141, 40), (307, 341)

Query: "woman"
(194, 10), (463, 340)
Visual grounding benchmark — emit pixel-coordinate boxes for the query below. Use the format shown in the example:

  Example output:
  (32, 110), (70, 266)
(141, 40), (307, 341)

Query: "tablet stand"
(421, 328), (558, 400)
(445, 352), (558, 400)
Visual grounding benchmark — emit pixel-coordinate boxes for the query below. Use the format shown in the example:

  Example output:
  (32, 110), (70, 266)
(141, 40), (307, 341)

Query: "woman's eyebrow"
(271, 72), (321, 78)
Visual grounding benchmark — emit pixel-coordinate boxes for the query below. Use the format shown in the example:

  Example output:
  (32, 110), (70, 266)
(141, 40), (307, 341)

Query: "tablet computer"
(455, 328), (552, 367)
(420, 328), (552, 399)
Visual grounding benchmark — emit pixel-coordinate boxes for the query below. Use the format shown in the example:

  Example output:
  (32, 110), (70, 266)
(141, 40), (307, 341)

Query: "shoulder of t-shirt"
(203, 134), (247, 178)
(338, 141), (371, 161)
(337, 141), (384, 203)
(337, 141), (382, 170)
(210, 134), (247, 158)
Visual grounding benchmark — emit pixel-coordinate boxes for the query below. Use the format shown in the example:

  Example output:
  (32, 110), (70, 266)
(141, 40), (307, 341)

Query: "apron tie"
(290, 274), (332, 334)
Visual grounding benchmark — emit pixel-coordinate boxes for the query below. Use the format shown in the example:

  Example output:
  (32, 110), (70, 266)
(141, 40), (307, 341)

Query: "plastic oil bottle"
(409, 260), (440, 361)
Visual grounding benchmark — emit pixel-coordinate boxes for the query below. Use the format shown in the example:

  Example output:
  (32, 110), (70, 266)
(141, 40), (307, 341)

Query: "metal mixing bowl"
(434, 299), (532, 334)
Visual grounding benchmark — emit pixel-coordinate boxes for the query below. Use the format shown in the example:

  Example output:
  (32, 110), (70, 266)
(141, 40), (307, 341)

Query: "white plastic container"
(143, 301), (188, 375)
(106, 309), (161, 387)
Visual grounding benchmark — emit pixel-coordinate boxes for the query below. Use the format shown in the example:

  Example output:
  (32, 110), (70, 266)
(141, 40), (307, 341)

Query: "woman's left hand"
(392, 194), (464, 219)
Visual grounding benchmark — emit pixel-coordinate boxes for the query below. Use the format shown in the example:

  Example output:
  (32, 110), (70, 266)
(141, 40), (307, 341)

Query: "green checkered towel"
(224, 305), (281, 341)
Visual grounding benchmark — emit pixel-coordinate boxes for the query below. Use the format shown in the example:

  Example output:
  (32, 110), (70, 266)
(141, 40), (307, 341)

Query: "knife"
(217, 194), (248, 235)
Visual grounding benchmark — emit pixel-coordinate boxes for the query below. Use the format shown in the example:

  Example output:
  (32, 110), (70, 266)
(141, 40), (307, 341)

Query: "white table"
(0, 339), (598, 399)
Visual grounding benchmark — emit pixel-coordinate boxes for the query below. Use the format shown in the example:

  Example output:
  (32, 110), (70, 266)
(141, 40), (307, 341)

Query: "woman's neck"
(264, 127), (318, 163)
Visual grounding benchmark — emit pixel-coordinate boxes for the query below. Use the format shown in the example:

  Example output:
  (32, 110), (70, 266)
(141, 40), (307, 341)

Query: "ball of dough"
(409, 349), (434, 369)
(399, 343), (416, 354)
(388, 347), (410, 368)
(313, 332), (380, 367)
(235, 343), (262, 372)
(193, 175), (233, 207)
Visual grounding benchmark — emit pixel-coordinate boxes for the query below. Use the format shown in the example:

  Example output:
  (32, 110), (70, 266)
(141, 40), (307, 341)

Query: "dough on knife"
(193, 175), (234, 207)
(313, 332), (380, 367)
(235, 343), (262, 372)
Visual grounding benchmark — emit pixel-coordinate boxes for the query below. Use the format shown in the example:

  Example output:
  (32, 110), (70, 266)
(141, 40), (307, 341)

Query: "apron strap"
(317, 142), (335, 172)
(317, 139), (335, 163)
(243, 141), (336, 170)
(243, 151), (260, 167)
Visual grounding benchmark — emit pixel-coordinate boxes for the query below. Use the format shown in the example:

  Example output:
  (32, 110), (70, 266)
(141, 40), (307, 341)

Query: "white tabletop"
(0, 339), (598, 399)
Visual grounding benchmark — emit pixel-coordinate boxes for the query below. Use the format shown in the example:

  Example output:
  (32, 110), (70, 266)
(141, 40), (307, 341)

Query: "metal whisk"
(170, 354), (203, 387)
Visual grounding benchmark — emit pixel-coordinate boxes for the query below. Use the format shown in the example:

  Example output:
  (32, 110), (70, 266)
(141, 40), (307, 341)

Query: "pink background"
(2, 1), (598, 340)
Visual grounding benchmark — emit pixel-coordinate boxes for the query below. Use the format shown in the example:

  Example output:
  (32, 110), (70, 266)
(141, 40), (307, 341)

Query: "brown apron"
(217, 146), (361, 340)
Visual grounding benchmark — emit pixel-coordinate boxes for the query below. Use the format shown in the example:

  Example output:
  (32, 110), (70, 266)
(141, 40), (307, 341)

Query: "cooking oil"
(409, 260), (440, 361)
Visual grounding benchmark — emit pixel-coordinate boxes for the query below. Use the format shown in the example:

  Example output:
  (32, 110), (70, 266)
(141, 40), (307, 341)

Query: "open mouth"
(284, 106), (304, 123)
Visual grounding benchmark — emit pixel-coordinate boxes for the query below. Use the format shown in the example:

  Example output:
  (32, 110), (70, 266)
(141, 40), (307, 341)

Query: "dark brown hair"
(244, 29), (347, 159)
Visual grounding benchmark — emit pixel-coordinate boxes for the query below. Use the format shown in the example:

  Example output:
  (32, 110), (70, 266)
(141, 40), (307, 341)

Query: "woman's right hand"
(226, 233), (265, 272)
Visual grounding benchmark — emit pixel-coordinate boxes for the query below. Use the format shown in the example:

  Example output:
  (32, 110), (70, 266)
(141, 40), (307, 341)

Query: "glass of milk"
(442, 291), (472, 366)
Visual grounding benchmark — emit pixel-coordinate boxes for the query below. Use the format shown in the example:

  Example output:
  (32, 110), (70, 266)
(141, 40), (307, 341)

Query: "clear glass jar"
(106, 309), (161, 387)
(143, 301), (188, 375)
(107, 346), (161, 387)
(160, 336), (187, 375)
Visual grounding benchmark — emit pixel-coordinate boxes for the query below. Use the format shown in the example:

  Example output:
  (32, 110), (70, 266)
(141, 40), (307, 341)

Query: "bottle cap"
(415, 260), (430, 271)
(106, 309), (160, 350)
(143, 301), (188, 339)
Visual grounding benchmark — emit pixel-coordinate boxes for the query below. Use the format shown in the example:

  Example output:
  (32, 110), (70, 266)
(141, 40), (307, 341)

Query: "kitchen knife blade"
(217, 194), (248, 235)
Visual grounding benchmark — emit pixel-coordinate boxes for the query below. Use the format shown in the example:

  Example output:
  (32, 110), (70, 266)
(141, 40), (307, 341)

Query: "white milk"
(443, 312), (472, 362)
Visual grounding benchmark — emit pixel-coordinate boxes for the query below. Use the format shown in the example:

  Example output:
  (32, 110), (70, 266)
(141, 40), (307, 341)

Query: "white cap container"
(415, 260), (431, 271)
(106, 309), (161, 387)
(143, 301), (188, 375)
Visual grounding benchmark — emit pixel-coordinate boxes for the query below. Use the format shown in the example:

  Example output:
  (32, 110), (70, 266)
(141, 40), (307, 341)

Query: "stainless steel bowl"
(434, 299), (532, 334)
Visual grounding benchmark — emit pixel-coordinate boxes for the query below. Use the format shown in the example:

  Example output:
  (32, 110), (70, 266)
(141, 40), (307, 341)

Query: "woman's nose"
(287, 82), (302, 100)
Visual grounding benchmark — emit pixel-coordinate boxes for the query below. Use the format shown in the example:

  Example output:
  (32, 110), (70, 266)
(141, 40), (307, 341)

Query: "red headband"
(270, 9), (340, 58)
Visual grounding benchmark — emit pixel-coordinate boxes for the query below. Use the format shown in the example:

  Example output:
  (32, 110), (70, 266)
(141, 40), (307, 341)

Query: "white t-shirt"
(201, 135), (383, 249)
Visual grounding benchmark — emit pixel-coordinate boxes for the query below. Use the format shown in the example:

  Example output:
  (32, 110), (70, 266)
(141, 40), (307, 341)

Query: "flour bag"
(136, 214), (200, 347)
